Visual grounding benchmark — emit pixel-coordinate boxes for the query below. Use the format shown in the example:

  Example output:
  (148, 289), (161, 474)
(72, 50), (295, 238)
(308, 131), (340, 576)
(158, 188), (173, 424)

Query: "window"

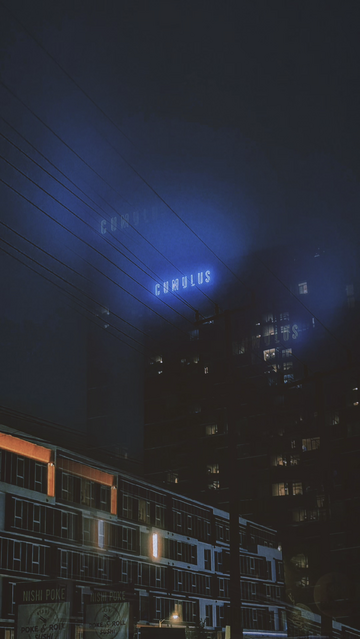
(14, 500), (23, 528)
(298, 282), (308, 294)
(272, 455), (286, 467)
(272, 482), (289, 497)
(207, 463), (219, 474)
(280, 312), (289, 321)
(34, 464), (44, 492)
(155, 504), (165, 528)
(98, 520), (105, 549)
(204, 366), (209, 374)
(16, 458), (24, 487)
(81, 479), (94, 508)
(292, 482), (303, 496)
(208, 480), (220, 490)
(121, 559), (128, 583)
(302, 437), (320, 451)
(206, 424), (218, 435)
(167, 473), (178, 484)
(83, 518), (91, 544)
(289, 455), (300, 466)
(216, 605), (225, 628)
(263, 324), (275, 344)
(138, 499), (150, 524)
(205, 604), (213, 627)
(283, 361), (293, 371)
(100, 486), (110, 511)
(204, 548), (211, 570)
(282, 348), (292, 358)
(291, 553), (308, 569)
(263, 348), (276, 361)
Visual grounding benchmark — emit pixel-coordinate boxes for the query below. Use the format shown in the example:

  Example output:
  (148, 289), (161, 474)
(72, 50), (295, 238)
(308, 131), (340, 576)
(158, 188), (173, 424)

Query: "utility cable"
(0, 167), (190, 334)
(0, 81), (221, 310)
(0, 123), (202, 317)
(0, 16), (349, 351)
(0, 219), (159, 344)
(0, 235), (147, 350)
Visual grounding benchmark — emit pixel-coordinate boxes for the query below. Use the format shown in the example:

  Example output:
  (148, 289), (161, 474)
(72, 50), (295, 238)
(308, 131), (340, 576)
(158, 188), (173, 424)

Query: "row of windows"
(3, 453), (277, 550)
(60, 472), (111, 511)
(173, 570), (212, 595)
(172, 510), (211, 541)
(11, 497), (138, 551)
(0, 451), (47, 494)
(0, 536), (48, 575)
(162, 538), (197, 564)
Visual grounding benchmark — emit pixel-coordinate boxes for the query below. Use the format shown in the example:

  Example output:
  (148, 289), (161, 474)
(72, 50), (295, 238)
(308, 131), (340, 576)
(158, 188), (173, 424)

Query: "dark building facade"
(144, 241), (360, 626)
(0, 423), (287, 639)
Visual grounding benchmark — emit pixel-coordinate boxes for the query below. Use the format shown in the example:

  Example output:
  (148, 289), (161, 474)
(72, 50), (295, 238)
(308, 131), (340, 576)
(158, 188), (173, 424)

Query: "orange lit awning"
(0, 432), (52, 464)
(57, 457), (116, 487)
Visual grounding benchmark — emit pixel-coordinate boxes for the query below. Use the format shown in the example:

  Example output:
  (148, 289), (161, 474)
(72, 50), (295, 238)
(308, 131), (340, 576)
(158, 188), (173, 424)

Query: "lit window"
(263, 348), (276, 361)
(283, 361), (293, 371)
(272, 482), (289, 497)
(282, 348), (292, 358)
(272, 455), (286, 467)
(208, 480), (220, 490)
(98, 520), (105, 549)
(289, 455), (300, 466)
(193, 356), (199, 364)
(298, 282), (308, 294)
(292, 482), (303, 496)
(204, 366), (209, 374)
(284, 374), (294, 383)
(167, 473), (179, 484)
(206, 424), (218, 436)
(152, 533), (159, 559)
(302, 437), (320, 452)
(207, 463), (219, 474)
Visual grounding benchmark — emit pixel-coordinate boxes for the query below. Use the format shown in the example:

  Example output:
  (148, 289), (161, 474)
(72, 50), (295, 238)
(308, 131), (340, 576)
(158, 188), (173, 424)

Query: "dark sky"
(0, 0), (359, 454)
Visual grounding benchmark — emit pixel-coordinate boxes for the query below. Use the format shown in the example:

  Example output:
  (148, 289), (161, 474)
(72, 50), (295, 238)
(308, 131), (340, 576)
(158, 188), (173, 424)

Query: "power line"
(100, 130), (253, 295)
(0, 235), (147, 351)
(0, 219), (159, 345)
(0, 166), (190, 334)
(0, 122), (202, 317)
(0, 113), (214, 317)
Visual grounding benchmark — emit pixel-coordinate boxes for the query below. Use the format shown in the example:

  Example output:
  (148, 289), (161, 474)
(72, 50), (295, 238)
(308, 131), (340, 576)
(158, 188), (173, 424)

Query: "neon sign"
(154, 270), (211, 296)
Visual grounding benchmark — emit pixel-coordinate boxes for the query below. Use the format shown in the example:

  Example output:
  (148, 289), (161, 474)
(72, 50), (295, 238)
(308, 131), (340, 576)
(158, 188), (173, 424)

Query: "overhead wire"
(0, 97), (215, 318)
(0, 3), (224, 309)
(0, 164), (191, 334)
(0, 12), (351, 366)
(0, 121), (202, 317)
(0, 219), (161, 344)
(0, 234), (147, 351)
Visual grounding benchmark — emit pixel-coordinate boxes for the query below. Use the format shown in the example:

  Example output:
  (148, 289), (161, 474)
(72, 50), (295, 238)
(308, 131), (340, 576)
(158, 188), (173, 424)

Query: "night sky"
(1, 0), (359, 456)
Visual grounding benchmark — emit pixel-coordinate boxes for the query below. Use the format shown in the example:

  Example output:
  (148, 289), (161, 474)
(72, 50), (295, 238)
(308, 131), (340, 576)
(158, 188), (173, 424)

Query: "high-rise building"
(144, 240), (360, 626)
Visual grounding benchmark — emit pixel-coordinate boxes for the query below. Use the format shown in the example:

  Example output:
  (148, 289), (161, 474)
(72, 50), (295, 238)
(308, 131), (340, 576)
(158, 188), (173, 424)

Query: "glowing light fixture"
(152, 533), (158, 558)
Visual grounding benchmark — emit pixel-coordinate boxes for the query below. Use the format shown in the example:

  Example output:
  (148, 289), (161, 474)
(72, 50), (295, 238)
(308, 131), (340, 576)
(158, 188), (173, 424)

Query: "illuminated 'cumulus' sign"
(155, 270), (211, 296)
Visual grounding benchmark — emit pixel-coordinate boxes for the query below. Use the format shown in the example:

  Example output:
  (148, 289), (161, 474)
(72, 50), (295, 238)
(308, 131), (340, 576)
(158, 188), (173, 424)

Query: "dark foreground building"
(0, 423), (287, 639)
(144, 241), (360, 626)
